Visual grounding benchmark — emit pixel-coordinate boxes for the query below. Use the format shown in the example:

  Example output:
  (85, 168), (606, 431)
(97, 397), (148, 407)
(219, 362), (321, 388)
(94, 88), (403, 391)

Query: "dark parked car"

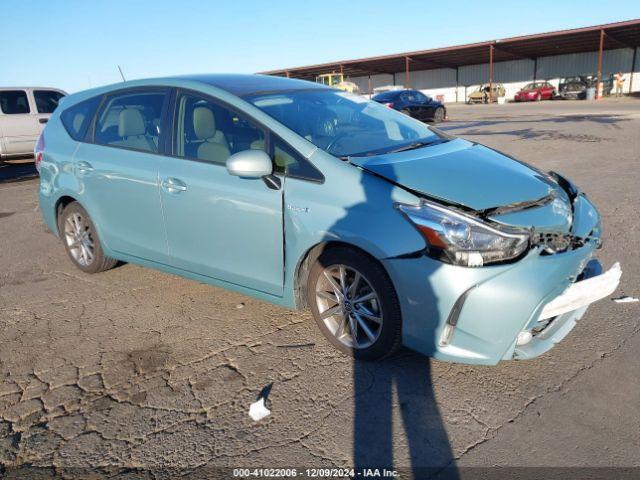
(372, 89), (446, 123)
(558, 76), (588, 99)
(557, 74), (614, 100)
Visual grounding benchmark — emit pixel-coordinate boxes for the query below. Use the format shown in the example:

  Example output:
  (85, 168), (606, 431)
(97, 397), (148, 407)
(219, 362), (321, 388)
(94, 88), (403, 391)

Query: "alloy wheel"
(314, 264), (383, 349)
(63, 212), (95, 266)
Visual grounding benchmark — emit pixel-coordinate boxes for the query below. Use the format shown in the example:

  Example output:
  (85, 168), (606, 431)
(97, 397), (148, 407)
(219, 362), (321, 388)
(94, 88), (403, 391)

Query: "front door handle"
(76, 161), (94, 175)
(161, 177), (187, 193)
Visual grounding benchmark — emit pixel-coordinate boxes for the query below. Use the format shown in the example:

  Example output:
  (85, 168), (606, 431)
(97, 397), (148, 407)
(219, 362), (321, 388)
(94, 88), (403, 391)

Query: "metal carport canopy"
(261, 19), (640, 80)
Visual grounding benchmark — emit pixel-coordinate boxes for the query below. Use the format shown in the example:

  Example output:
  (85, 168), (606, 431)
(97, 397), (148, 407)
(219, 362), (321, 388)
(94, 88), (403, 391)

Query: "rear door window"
(94, 90), (167, 153)
(34, 90), (65, 114)
(0, 90), (30, 114)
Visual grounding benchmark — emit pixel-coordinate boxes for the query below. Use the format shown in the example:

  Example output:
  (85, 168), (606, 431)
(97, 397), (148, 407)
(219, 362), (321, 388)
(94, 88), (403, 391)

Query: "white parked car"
(0, 87), (66, 159)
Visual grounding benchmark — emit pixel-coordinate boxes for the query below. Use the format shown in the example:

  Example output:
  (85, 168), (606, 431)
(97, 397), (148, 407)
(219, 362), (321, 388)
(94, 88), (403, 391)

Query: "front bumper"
(382, 194), (618, 365)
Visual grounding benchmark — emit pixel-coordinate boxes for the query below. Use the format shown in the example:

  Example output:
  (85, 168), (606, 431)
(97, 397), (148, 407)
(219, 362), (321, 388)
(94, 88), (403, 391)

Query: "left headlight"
(397, 199), (530, 267)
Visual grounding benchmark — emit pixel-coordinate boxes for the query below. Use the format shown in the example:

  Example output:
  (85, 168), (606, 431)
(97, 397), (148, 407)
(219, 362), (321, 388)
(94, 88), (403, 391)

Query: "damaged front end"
(381, 170), (619, 364)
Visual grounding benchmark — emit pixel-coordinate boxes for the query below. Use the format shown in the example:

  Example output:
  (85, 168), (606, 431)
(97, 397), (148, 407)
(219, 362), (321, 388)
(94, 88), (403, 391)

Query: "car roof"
(174, 74), (331, 97)
(372, 89), (410, 100)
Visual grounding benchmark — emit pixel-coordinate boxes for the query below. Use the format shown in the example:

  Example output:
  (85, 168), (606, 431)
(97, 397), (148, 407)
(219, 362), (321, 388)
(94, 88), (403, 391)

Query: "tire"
(432, 107), (445, 123)
(58, 202), (118, 274)
(401, 108), (411, 117)
(306, 246), (402, 360)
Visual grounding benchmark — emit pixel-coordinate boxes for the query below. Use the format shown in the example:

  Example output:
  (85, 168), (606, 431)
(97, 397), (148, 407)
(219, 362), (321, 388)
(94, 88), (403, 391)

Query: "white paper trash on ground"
(249, 398), (271, 422)
(613, 296), (639, 303)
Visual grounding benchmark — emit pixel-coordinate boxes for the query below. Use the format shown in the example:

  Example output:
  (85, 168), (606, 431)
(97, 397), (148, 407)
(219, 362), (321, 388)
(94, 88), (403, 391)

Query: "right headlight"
(397, 199), (530, 267)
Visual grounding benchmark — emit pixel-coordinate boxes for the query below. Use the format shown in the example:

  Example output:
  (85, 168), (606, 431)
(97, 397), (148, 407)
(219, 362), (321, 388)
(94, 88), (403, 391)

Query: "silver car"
(0, 87), (66, 159)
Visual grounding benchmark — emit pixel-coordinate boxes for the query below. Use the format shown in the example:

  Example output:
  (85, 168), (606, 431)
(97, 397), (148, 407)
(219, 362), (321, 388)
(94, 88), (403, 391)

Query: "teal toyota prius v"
(36, 74), (621, 364)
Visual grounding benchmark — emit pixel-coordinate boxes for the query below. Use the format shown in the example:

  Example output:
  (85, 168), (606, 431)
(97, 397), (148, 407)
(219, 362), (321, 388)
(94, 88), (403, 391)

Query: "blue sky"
(1, 0), (639, 92)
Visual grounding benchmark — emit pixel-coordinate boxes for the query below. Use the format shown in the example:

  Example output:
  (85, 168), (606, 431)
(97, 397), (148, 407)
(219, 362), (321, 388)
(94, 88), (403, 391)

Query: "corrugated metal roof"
(262, 19), (640, 80)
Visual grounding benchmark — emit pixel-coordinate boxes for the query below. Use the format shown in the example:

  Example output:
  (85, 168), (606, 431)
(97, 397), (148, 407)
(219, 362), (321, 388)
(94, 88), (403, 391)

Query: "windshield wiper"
(385, 138), (449, 154)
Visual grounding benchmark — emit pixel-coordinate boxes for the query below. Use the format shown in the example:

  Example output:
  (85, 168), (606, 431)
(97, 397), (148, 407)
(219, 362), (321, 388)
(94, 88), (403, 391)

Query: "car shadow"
(325, 160), (458, 478)
(0, 160), (37, 183)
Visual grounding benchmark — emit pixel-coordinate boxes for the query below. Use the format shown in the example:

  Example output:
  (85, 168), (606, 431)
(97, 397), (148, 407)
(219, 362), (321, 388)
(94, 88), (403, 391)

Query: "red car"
(514, 82), (556, 102)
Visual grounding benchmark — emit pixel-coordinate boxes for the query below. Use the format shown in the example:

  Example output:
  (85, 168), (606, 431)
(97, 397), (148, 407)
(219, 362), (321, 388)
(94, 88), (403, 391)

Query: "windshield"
(245, 90), (444, 158)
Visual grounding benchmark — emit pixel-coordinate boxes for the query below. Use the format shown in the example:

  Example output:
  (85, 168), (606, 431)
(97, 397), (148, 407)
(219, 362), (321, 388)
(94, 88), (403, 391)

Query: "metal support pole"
(489, 45), (494, 103)
(533, 57), (538, 82)
(596, 29), (604, 99)
(286, 71), (290, 78)
(455, 66), (459, 103)
(340, 64), (344, 75)
(368, 75), (372, 98)
(630, 46), (637, 94)
(405, 56), (411, 87)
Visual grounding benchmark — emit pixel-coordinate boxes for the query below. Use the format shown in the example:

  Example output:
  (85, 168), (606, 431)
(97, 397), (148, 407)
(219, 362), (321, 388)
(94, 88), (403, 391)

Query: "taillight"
(385, 102), (394, 108)
(34, 132), (45, 172)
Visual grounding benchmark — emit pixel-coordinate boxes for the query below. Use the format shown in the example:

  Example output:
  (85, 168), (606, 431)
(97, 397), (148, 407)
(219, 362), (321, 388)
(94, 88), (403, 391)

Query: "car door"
(158, 89), (284, 296)
(414, 91), (434, 120)
(32, 89), (66, 129)
(73, 88), (170, 263)
(0, 89), (40, 155)
(543, 82), (554, 99)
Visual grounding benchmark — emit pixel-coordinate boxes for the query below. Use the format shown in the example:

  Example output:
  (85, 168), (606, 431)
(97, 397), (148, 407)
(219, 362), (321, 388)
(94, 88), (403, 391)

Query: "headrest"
(193, 107), (216, 140)
(72, 113), (85, 133)
(118, 109), (146, 137)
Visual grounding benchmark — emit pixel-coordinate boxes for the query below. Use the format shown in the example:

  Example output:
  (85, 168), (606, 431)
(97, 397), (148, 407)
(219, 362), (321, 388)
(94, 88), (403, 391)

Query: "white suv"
(0, 87), (66, 159)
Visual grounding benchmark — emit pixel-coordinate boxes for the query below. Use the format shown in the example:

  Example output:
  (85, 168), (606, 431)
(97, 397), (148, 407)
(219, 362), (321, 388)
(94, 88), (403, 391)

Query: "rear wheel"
(401, 108), (411, 116)
(307, 247), (402, 360)
(58, 202), (117, 274)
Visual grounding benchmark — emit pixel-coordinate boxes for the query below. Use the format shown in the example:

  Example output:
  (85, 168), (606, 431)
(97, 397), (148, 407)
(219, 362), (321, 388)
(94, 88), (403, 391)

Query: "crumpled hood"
(350, 138), (560, 211)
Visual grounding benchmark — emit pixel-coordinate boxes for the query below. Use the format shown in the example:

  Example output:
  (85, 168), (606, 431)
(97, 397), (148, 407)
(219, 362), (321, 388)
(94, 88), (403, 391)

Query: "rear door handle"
(161, 177), (187, 193)
(39, 118), (48, 124)
(76, 161), (94, 175)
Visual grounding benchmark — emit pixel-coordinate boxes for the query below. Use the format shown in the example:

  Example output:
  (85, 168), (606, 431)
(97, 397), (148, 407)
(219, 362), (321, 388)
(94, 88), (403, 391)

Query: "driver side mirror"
(226, 149), (273, 179)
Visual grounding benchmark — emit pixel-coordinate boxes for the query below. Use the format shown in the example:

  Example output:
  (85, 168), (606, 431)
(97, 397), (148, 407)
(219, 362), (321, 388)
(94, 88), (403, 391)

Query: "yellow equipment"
(316, 72), (360, 94)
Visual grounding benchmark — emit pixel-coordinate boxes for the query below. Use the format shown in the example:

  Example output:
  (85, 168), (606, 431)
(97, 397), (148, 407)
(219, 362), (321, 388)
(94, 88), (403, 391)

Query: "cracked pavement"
(1, 99), (639, 477)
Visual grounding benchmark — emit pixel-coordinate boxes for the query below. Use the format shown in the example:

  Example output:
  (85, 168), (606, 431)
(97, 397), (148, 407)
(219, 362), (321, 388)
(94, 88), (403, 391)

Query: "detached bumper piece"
(539, 261), (621, 319)
(514, 260), (621, 360)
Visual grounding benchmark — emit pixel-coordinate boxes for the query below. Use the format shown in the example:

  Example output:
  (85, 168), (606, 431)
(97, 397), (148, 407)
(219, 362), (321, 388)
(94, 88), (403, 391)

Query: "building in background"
(263, 19), (640, 103)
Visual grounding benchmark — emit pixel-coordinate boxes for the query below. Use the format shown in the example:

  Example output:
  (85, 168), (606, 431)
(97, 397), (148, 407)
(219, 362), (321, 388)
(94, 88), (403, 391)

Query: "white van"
(0, 87), (66, 159)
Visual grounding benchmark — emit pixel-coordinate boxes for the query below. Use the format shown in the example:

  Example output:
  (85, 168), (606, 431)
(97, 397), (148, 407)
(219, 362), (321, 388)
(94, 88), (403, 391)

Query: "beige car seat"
(113, 109), (156, 152)
(193, 107), (230, 163)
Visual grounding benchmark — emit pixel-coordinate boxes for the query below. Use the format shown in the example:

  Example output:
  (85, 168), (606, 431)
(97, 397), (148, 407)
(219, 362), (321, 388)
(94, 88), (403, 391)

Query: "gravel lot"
(1, 98), (639, 478)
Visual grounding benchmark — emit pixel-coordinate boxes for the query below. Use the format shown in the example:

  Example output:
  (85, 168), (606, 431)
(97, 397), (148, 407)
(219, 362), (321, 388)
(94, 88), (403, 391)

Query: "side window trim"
(89, 87), (171, 155)
(170, 88), (269, 166)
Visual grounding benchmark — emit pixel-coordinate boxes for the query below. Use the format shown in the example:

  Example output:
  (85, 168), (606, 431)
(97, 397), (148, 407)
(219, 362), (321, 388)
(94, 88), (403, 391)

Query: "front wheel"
(307, 247), (402, 360)
(59, 202), (118, 274)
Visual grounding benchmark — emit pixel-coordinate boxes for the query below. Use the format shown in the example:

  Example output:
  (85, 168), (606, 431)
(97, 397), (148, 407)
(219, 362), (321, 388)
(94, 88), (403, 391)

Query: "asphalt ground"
(1, 97), (639, 479)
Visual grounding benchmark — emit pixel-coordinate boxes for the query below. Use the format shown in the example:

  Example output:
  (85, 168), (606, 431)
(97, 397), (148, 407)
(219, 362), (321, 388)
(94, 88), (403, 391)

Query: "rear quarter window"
(60, 96), (102, 141)
(0, 90), (30, 114)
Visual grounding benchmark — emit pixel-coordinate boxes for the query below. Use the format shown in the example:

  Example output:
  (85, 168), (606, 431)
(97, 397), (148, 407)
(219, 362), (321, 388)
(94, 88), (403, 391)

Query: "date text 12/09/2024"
(233, 468), (399, 478)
